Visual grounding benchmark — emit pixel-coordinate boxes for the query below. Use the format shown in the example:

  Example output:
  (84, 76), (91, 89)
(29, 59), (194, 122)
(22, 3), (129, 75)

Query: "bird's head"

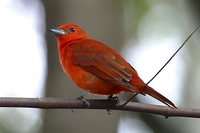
(50, 24), (89, 45)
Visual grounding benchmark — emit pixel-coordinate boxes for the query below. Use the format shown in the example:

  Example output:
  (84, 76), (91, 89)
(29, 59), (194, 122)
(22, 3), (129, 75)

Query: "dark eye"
(68, 27), (76, 33)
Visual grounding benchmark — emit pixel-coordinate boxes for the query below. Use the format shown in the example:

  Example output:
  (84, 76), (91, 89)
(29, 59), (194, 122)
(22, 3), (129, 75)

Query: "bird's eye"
(68, 27), (76, 33)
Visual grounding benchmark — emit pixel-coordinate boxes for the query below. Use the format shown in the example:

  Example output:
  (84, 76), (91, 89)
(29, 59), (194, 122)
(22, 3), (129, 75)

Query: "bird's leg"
(71, 92), (90, 112)
(106, 95), (119, 114)
(76, 92), (90, 108)
(107, 94), (119, 102)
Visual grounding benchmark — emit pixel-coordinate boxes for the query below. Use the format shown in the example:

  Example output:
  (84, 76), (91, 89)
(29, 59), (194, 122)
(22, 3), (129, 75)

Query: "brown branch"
(0, 97), (199, 118)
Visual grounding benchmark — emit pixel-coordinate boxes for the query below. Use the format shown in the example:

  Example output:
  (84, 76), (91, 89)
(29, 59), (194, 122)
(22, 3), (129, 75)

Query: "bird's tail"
(141, 86), (177, 109)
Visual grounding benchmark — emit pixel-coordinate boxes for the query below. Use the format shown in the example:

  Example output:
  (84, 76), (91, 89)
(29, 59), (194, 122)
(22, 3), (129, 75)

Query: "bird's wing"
(70, 39), (135, 90)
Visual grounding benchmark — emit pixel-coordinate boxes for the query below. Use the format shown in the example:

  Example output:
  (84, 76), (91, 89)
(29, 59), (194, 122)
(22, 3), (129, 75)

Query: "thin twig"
(122, 25), (200, 106)
(0, 97), (199, 118)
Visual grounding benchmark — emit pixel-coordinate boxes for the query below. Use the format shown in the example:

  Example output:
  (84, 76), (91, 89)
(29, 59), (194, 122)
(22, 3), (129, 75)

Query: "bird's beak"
(50, 28), (65, 36)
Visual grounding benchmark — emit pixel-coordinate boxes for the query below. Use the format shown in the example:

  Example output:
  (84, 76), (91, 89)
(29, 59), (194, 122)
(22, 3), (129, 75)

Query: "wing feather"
(70, 39), (135, 89)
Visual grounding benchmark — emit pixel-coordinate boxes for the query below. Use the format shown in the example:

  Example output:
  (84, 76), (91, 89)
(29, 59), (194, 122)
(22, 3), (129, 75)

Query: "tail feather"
(142, 86), (177, 109)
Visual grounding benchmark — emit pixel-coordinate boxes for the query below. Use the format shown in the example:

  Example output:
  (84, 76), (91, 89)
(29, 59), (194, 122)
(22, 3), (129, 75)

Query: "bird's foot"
(71, 93), (90, 112)
(107, 95), (119, 102)
(76, 94), (90, 108)
(76, 92), (90, 108)
(106, 95), (119, 114)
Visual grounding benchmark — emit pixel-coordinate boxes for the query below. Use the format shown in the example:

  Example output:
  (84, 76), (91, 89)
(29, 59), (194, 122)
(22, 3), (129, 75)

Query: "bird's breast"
(58, 44), (125, 95)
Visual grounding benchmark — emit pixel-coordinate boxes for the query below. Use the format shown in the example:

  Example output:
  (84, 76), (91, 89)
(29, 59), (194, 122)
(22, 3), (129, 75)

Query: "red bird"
(50, 24), (177, 108)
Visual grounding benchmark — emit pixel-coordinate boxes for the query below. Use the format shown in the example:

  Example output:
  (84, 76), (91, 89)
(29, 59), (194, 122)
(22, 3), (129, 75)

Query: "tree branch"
(0, 97), (199, 118)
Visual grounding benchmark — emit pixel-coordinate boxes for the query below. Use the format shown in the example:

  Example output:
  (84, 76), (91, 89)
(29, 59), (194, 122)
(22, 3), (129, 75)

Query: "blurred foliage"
(121, 0), (150, 39)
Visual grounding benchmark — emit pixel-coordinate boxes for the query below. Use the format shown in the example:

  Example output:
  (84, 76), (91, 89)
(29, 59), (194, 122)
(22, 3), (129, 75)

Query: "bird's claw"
(106, 95), (119, 114)
(107, 95), (119, 103)
(71, 94), (90, 113)
(107, 109), (112, 115)
(77, 96), (90, 108)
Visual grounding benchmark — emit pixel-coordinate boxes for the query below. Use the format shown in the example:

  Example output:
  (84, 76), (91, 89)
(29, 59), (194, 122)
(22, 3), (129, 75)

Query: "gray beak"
(50, 28), (65, 36)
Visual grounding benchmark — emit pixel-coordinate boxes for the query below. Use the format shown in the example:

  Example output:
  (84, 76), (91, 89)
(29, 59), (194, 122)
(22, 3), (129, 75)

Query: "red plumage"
(51, 24), (177, 109)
